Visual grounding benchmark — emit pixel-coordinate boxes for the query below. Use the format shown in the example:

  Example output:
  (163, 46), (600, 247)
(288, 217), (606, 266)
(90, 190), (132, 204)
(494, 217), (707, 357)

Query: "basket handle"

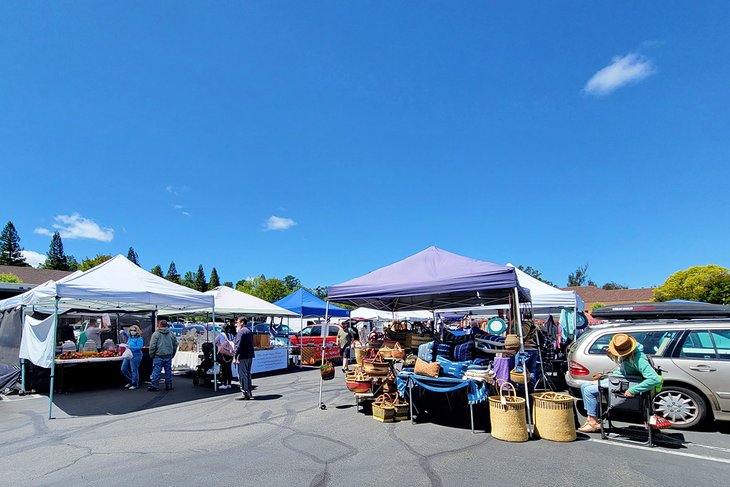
(496, 379), (516, 398)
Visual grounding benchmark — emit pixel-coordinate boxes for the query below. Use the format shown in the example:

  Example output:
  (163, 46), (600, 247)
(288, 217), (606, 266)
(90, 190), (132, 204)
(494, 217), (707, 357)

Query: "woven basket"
(320, 362), (335, 381)
(392, 392), (410, 421)
(390, 343), (406, 359)
(363, 357), (389, 376)
(372, 394), (396, 423)
(346, 378), (372, 394)
(378, 347), (393, 359)
(355, 348), (367, 365)
(489, 380), (528, 442)
(510, 368), (526, 385)
(532, 392), (576, 442)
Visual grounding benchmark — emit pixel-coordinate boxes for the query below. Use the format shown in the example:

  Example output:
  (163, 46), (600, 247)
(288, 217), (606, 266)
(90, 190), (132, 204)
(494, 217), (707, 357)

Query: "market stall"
(0, 255), (214, 418)
(326, 246), (542, 436)
(164, 285), (298, 375)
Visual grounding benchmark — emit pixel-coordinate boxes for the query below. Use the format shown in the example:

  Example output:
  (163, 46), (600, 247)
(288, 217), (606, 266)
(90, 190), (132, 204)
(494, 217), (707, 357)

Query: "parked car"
(252, 323), (291, 338)
(289, 324), (343, 364)
(566, 318), (730, 429)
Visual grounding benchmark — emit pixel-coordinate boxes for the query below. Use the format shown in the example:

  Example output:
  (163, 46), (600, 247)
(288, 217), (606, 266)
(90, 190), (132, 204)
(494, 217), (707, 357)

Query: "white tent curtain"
(18, 314), (55, 369)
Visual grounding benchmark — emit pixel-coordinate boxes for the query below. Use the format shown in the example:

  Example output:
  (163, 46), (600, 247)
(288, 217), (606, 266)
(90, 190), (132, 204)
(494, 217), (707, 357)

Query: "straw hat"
(608, 333), (637, 357)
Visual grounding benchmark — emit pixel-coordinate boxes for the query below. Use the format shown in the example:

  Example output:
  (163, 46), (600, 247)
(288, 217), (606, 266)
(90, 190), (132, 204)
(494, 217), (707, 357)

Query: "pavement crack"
(387, 427), (443, 487)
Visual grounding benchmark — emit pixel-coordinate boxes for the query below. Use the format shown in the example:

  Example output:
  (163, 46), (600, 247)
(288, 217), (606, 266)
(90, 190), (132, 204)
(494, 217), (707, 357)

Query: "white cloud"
(181, 211), (191, 217)
(21, 250), (46, 268)
(264, 215), (297, 231)
(173, 204), (184, 209)
(35, 213), (114, 242)
(583, 53), (655, 96)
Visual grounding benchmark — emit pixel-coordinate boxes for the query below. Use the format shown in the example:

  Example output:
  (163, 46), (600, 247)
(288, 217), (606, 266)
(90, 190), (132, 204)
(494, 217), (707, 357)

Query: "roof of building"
(0, 265), (73, 284)
(561, 286), (655, 304)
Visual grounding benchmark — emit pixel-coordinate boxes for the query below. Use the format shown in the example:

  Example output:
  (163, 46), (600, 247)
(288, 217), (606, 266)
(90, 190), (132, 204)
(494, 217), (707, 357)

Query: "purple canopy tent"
(327, 246), (530, 311)
(326, 246), (533, 431)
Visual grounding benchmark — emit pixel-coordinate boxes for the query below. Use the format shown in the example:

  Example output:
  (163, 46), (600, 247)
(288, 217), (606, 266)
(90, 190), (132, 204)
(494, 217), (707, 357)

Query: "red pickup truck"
(289, 324), (342, 365)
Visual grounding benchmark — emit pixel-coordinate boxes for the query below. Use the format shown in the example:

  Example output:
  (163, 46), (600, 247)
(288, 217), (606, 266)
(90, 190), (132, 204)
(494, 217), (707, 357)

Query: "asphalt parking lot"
(1, 367), (729, 487)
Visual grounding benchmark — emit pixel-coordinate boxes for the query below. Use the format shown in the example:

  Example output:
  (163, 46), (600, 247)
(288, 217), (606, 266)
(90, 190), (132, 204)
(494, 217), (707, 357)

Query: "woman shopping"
(578, 333), (662, 433)
(215, 323), (236, 389)
(121, 324), (144, 390)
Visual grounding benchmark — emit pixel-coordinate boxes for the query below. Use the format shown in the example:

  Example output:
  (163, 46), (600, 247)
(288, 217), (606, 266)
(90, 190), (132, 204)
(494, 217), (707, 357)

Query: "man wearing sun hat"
(578, 333), (663, 433)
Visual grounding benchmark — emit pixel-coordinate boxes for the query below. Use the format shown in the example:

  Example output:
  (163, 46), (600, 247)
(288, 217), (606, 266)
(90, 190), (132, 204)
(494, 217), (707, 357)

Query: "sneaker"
(247, 392), (254, 400)
(235, 394), (248, 401)
(147, 387), (159, 392)
(129, 386), (137, 390)
(124, 384), (131, 388)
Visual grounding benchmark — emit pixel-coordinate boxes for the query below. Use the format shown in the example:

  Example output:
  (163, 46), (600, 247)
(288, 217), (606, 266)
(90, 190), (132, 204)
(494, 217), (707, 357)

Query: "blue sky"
(1, 2), (728, 290)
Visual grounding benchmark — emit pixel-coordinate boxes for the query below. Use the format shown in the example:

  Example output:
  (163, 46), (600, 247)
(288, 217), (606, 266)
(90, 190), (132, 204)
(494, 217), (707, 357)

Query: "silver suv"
(566, 319), (730, 429)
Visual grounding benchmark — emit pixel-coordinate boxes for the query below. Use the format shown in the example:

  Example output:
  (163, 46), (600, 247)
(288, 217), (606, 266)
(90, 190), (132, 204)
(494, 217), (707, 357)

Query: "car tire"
(653, 386), (707, 429)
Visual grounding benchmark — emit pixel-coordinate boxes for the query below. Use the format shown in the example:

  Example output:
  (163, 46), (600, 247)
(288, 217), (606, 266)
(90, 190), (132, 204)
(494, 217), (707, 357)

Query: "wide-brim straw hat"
(608, 333), (637, 357)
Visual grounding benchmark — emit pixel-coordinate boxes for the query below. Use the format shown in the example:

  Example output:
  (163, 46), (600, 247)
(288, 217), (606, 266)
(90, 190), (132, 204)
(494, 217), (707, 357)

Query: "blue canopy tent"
(274, 288), (350, 318)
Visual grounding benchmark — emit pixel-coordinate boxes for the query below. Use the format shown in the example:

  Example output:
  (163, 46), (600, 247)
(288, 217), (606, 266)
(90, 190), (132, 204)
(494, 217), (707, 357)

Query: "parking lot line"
(587, 437), (730, 465)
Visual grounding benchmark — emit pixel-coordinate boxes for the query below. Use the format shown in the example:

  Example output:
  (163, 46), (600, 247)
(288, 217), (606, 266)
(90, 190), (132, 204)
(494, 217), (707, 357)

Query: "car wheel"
(653, 386), (706, 429)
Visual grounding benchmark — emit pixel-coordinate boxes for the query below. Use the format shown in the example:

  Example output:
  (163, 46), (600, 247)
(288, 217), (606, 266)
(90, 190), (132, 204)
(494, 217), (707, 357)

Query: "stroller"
(192, 343), (216, 387)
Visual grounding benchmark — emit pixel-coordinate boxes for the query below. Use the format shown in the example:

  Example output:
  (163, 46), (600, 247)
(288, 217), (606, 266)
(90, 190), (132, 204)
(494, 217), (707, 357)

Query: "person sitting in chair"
(578, 333), (662, 433)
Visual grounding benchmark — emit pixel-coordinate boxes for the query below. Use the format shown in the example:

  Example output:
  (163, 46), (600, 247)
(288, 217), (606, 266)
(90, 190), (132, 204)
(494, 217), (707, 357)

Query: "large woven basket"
(489, 381), (528, 442)
(532, 392), (576, 442)
(363, 358), (389, 376)
(372, 395), (396, 423)
(355, 348), (367, 365)
(390, 343), (406, 359)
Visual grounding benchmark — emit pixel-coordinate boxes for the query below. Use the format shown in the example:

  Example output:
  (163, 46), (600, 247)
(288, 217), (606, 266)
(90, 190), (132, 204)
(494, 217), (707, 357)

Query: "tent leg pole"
(21, 359), (26, 395)
(513, 287), (532, 436)
(318, 303), (330, 410)
(409, 380), (414, 424)
(212, 307), (217, 392)
(299, 314), (303, 369)
(470, 403), (475, 434)
(48, 298), (59, 420)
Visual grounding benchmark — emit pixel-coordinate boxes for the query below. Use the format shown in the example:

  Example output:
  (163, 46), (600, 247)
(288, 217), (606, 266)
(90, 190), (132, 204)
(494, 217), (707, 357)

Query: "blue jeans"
(151, 357), (173, 388)
(121, 351), (143, 387)
(581, 379), (608, 417)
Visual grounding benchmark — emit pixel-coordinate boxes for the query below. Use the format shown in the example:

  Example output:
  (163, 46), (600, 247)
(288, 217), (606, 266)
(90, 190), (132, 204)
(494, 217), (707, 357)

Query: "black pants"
(217, 355), (233, 385)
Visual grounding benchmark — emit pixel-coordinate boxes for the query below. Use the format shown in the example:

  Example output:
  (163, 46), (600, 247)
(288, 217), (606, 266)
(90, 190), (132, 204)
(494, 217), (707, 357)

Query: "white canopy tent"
(0, 255), (215, 418)
(164, 285), (298, 317)
(351, 307), (434, 322)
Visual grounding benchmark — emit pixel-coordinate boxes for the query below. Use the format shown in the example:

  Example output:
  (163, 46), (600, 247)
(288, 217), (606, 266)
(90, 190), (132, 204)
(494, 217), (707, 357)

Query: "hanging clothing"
(560, 309), (576, 343)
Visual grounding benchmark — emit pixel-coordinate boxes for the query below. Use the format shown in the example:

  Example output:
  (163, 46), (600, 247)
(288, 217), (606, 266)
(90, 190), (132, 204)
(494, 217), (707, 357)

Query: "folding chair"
(598, 375), (656, 447)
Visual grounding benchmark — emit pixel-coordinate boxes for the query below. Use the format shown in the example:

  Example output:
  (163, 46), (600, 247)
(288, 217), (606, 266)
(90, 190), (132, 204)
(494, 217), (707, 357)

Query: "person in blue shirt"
(121, 324), (144, 390)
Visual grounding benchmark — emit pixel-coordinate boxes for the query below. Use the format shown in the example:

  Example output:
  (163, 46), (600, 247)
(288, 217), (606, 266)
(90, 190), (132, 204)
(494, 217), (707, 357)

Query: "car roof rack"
(592, 301), (730, 320)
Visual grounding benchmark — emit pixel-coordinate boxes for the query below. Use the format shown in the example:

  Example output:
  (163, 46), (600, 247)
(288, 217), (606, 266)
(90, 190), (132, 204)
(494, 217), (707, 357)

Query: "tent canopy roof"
(327, 246), (530, 312)
(274, 288), (350, 317)
(168, 286), (298, 316)
(350, 307), (433, 322)
(0, 255), (214, 312)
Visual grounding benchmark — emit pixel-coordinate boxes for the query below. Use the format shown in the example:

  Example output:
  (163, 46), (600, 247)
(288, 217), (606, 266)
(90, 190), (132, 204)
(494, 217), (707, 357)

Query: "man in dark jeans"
(148, 320), (178, 392)
(234, 318), (255, 400)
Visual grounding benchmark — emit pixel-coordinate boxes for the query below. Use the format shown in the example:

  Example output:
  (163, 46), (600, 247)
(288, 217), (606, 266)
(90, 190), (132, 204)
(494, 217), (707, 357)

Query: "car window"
(329, 327), (340, 336)
(299, 327), (312, 337)
(588, 331), (678, 356)
(679, 330), (717, 360)
(710, 330), (730, 361)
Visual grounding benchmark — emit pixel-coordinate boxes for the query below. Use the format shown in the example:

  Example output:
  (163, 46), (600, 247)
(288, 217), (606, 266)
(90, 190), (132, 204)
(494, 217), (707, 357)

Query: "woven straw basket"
(489, 380), (528, 442)
(355, 348), (367, 366)
(532, 392), (576, 442)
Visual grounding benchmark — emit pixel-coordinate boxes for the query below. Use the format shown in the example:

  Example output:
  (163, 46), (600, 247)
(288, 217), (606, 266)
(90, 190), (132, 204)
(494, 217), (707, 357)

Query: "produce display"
(57, 350), (118, 360)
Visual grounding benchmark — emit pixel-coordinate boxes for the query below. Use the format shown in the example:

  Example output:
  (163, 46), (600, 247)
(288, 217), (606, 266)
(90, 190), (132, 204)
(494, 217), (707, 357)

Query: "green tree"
(194, 265), (207, 292)
(654, 265), (729, 302)
(150, 265), (164, 277)
(67, 256), (80, 271)
(567, 264), (589, 287)
(698, 274), (730, 305)
(517, 265), (555, 287)
(79, 254), (112, 271)
(602, 281), (628, 290)
(166, 261), (181, 284)
(209, 267), (220, 289)
(182, 271), (196, 288)
(222, 281), (233, 288)
(0, 221), (28, 266)
(256, 278), (289, 302)
(42, 232), (70, 270)
(127, 247), (140, 266)
(283, 275), (301, 292)
(236, 275), (265, 295)
(312, 286), (328, 300)
(591, 302), (606, 312)
(0, 273), (21, 283)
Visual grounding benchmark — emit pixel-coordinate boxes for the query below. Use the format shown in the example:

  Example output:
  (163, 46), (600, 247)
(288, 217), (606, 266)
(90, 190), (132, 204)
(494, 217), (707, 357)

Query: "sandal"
(577, 421), (601, 433)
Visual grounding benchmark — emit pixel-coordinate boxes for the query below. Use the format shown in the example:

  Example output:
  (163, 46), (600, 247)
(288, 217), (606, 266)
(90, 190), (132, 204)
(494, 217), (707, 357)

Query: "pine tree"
(150, 265), (163, 277)
(127, 247), (140, 266)
(166, 261), (181, 284)
(0, 221), (28, 266)
(43, 232), (70, 270)
(209, 267), (220, 289)
(67, 256), (80, 271)
(195, 265), (207, 292)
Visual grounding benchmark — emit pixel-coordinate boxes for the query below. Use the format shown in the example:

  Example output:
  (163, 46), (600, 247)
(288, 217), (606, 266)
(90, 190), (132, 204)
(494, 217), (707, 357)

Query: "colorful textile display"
(436, 357), (471, 378)
(492, 356), (512, 384)
(418, 341), (435, 362)
(396, 373), (488, 405)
